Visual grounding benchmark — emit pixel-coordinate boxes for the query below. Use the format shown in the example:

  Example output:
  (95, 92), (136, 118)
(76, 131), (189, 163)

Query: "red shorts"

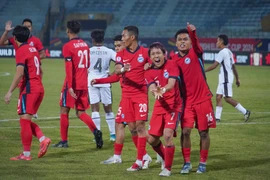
(148, 110), (180, 137)
(116, 96), (148, 123)
(17, 92), (44, 115)
(181, 99), (216, 131)
(59, 89), (90, 110)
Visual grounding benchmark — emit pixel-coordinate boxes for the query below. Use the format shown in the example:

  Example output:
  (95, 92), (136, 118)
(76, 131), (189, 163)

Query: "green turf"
(0, 58), (269, 180)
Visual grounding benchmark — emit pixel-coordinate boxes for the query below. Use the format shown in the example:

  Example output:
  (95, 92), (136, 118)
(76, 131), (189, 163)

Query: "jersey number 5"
(78, 50), (89, 68)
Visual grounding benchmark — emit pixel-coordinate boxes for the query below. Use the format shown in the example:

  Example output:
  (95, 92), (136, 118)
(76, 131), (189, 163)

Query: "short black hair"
(22, 18), (32, 25)
(67, 20), (80, 34)
(218, 34), (229, 46)
(113, 35), (122, 41)
(12, 25), (30, 43)
(91, 29), (105, 43)
(148, 42), (166, 57)
(174, 28), (188, 40)
(124, 26), (139, 40)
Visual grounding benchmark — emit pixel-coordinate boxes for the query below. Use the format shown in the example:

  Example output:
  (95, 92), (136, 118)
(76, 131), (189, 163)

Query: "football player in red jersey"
(4, 26), (51, 160)
(171, 23), (216, 174)
(0, 19), (46, 58)
(145, 42), (182, 177)
(111, 26), (151, 171)
(0, 18), (46, 119)
(52, 20), (103, 149)
(96, 35), (152, 169)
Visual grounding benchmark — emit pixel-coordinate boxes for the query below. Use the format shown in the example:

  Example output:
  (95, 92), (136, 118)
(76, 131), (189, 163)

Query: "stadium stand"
(0, 0), (50, 35)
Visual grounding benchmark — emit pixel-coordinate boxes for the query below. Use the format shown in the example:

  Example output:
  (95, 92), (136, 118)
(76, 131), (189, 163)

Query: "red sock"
(31, 122), (44, 139)
(182, 148), (191, 163)
(79, 113), (97, 132)
(132, 135), (138, 148)
(152, 141), (165, 160)
(114, 143), (124, 155)
(165, 146), (175, 171)
(60, 114), (69, 141)
(137, 137), (146, 161)
(132, 135), (147, 157)
(20, 119), (32, 151)
(200, 149), (209, 163)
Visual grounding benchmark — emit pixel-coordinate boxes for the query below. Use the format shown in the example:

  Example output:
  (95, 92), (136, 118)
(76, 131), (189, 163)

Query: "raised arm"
(0, 21), (14, 45)
(187, 22), (203, 56)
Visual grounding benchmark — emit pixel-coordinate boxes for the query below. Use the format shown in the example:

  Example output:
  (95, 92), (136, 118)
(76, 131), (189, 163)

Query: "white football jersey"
(88, 46), (116, 87)
(216, 48), (235, 84)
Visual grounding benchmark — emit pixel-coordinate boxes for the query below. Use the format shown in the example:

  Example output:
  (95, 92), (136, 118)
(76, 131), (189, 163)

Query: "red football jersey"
(16, 43), (44, 93)
(62, 38), (90, 90)
(171, 29), (212, 106)
(145, 60), (182, 113)
(115, 46), (149, 97)
(9, 35), (44, 52)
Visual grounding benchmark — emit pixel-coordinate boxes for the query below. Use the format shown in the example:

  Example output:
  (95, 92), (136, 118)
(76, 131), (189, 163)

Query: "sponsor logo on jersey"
(116, 56), (121, 62)
(164, 70), (169, 78)
(185, 57), (191, 64)
(29, 41), (34, 46)
(138, 54), (144, 63)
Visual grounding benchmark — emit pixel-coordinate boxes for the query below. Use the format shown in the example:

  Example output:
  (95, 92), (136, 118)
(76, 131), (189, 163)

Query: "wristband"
(161, 87), (166, 94)
(120, 67), (125, 73)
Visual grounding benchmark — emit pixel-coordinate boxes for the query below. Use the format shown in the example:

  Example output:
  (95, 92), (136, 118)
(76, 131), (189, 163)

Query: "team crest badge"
(116, 56), (121, 62)
(29, 41), (34, 46)
(121, 114), (125, 119)
(163, 70), (169, 78)
(137, 54), (144, 63)
(185, 57), (191, 64)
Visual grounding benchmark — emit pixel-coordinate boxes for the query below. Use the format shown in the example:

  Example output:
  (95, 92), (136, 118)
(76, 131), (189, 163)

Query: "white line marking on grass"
(0, 72), (10, 76)
(0, 122), (270, 129)
(0, 111), (269, 122)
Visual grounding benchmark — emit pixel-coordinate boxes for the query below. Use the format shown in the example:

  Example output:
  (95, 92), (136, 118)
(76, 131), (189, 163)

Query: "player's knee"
(130, 129), (137, 136)
(147, 135), (159, 146)
(182, 128), (191, 137)
(76, 110), (84, 118)
(105, 112), (114, 120)
(92, 111), (100, 119)
(199, 131), (209, 140)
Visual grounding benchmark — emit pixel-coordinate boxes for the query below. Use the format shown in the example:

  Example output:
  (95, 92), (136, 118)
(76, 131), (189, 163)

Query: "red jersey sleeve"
(168, 61), (180, 79)
(115, 50), (124, 66)
(34, 37), (44, 51)
(95, 74), (120, 84)
(8, 37), (15, 46)
(16, 48), (26, 66)
(187, 28), (203, 57)
(144, 70), (156, 87)
(62, 44), (73, 89)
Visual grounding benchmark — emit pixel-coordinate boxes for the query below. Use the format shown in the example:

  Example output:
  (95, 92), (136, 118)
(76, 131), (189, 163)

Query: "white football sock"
(39, 136), (45, 143)
(92, 112), (101, 130)
(235, 103), (247, 115)
(106, 112), (115, 135)
(23, 151), (30, 157)
(215, 106), (223, 119)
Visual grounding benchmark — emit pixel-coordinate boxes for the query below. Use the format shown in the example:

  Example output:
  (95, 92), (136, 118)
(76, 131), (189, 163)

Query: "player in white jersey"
(205, 34), (250, 122)
(88, 29), (116, 141)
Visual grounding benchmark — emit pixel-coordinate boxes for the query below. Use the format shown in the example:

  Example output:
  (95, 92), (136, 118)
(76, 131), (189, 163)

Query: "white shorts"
(88, 86), (112, 105)
(216, 83), (233, 97)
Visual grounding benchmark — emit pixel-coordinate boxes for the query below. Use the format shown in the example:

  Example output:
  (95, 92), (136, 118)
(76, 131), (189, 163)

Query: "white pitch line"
(0, 111), (269, 123)
(0, 122), (270, 129)
(0, 72), (11, 76)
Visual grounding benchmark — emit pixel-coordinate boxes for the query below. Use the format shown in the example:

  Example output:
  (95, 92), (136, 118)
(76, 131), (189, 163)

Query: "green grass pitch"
(0, 58), (269, 179)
